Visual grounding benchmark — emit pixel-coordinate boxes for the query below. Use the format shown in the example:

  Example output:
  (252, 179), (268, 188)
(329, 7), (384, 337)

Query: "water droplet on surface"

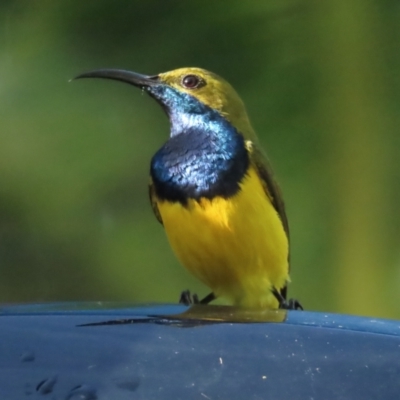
(115, 377), (140, 392)
(36, 375), (57, 394)
(65, 384), (97, 400)
(20, 351), (35, 362)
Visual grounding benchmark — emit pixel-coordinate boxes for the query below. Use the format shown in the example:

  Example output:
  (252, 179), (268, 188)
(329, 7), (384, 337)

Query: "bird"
(74, 67), (301, 310)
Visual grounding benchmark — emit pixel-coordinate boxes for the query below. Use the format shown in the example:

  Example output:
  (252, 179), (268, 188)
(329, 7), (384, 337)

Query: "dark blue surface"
(0, 303), (399, 399)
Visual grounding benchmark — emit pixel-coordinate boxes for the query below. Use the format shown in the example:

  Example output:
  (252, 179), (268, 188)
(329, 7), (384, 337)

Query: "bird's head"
(74, 67), (255, 138)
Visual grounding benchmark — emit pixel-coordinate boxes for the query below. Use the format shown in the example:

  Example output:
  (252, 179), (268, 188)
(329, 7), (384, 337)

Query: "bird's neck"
(168, 109), (217, 138)
(151, 108), (250, 204)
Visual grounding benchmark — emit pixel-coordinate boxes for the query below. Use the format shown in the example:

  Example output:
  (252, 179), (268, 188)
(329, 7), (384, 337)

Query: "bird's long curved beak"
(73, 69), (159, 88)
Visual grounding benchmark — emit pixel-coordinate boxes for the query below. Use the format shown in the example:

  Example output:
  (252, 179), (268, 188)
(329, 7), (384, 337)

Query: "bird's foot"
(179, 290), (216, 306)
(280, 298), (303, 310)
(179, 290), (199, 305)
(272, 287), (303, 310)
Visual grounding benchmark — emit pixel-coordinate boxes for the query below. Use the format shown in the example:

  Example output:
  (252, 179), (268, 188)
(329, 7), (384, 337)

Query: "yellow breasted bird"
(74, 67), (301, 310)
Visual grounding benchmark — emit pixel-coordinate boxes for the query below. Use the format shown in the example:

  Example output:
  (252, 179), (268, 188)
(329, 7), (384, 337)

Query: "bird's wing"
(246, 141), (290, 298)
(149, 179), (163, 225)
(249, 143), (289, 238)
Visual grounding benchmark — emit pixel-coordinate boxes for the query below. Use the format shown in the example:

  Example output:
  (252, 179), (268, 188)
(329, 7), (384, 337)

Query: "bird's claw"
(179, 290), (199, 305)
(280, 298), (303, 310)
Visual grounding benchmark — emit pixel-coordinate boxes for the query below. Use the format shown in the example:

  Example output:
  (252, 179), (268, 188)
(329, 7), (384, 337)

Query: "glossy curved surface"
(0, 303), (399, 399)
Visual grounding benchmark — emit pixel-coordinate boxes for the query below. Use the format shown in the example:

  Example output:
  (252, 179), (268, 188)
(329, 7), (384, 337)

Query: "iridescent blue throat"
(149, 85), (249, 204)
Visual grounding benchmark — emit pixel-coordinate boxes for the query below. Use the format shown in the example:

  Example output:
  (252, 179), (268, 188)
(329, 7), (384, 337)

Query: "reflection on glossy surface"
(77, 304), (288, 327)
(170, 304), (287, 323)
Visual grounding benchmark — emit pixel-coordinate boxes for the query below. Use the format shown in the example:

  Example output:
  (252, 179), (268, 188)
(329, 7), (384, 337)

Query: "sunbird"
(74, 67), (301, 310)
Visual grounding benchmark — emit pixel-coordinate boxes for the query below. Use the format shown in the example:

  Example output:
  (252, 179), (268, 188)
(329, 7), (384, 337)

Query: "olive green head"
(74, 67), (256, 139)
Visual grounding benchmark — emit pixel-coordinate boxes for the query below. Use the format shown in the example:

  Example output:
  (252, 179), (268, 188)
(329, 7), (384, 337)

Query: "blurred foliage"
(0, 0), (399, 318)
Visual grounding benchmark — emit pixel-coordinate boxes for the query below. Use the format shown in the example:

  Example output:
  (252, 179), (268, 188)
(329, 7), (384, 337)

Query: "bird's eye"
(181, 74), (201, 89)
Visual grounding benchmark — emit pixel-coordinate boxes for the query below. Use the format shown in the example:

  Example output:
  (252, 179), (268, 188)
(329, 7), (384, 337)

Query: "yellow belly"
(156, 167), (289, 308)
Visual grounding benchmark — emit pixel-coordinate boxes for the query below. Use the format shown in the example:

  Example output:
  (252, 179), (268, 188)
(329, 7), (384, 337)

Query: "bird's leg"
(199, 292), (216, 304)
(179, 290), (216, 305)
(272, 287), (303, 310)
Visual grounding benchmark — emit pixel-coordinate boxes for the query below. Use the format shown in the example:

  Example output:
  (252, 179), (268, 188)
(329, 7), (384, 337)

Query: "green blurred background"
(1, 1), (399, 318)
